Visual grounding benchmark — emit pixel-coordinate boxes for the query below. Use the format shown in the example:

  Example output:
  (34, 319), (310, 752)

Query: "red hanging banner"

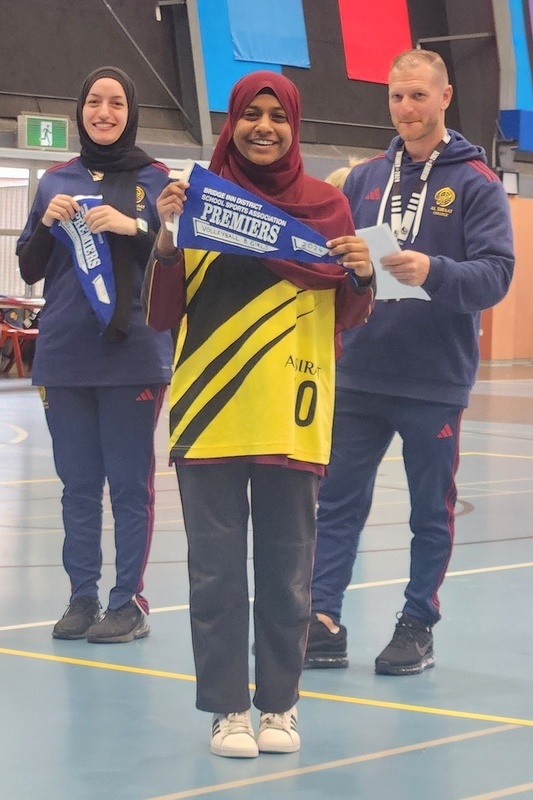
(338, 0), (412, 84)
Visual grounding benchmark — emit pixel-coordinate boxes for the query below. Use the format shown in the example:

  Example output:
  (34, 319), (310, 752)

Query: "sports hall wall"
(1, 0), (533, 362)
(480, 198), (533, 362)
(0, 0), (501, 158)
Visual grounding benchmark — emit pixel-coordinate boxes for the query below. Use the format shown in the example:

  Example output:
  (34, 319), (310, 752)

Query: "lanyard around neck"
(390, 132), (451, 244)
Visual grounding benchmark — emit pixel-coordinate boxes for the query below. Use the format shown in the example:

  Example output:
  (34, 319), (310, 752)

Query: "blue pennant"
(51, 196), (116, 328)
(173, 163), (337, 264)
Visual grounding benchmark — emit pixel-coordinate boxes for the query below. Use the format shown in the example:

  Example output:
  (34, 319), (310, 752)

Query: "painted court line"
(460, 784), (533, 800)
(2, 450), (533, 487)
(461, 476), (533, 487)
(345, 560), (533, 592)
(298, 689), (533, 727)
(0, 647), (196, 682)
(0, 424), (27, 447)
(0, 469), (176, 486)
(0, 646), (532, 728)
(143, 725), (518, 800)
(1, 562), (532, 632)
(3, 475), (531, 522)
(0, 603), (191, 631)
(461, 452), (533, 460)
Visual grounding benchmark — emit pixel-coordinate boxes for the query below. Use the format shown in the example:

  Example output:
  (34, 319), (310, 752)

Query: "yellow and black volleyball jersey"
(168, 249), (338, 465)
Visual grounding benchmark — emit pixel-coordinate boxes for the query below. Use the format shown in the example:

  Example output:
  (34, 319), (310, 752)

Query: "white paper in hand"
(357, 223), (430, 301)
(165, 163), (196, 247)
(165, 215), (179, 248)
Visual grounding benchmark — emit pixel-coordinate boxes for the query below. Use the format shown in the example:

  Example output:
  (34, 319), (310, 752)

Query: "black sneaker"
(303, 613), (349, 669)
(375, 613), (435, 675)
(86, 599), (150, 644)
(52, 596), (102, 640)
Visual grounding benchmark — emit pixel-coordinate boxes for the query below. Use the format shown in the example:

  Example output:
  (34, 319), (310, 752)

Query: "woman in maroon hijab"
(147, 71), (374, 758)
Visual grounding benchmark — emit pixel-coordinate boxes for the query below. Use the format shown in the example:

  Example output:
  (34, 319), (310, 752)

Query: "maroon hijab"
(209, 71), (353, 289)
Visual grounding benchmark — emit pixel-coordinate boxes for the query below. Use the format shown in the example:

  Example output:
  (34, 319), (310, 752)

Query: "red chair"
(0, 322), (39, 378)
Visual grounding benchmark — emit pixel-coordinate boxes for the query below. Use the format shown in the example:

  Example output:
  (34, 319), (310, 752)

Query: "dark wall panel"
(0, 0), (500, 160)
(446, 0), (499, 160)
(0, 0), (181, 114)
(408, 0), (498, 158)
(407, 0), (461, 133)
(407, 0), (449, 44)
(284, 0), (394, 150)
(284, 0), (497, 158)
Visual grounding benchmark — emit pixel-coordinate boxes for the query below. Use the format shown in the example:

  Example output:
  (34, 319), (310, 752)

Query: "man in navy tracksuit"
(305, 49), (515, 674)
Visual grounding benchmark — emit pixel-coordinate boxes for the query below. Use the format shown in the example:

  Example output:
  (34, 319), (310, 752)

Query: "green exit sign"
(17, 114), (69, 151)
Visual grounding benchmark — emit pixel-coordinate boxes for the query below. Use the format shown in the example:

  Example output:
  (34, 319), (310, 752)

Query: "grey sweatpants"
(176, 462), (319, 714)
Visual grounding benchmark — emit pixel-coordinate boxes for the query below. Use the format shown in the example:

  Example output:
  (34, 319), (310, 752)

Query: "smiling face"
(232, 92), (293, 166)
(388, 61), (452, 160)
(82, 77), (128, 146)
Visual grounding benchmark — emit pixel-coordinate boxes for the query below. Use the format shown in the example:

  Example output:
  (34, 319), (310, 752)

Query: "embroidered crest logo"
(136, 185), (146, 212)
(434, 187), (455, 207)
(432, 187), (455, 218)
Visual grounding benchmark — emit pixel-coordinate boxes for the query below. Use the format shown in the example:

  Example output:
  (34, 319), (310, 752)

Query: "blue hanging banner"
(50, 196), (116, 328)
(197, 0), (281, 113)
(173, 163), (336, 264)
(227, 0), (310, 68)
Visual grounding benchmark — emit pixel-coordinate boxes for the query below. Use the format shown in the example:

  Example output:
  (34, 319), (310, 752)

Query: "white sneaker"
(257, 706), (300, 753)
(210, 711), (259, 758)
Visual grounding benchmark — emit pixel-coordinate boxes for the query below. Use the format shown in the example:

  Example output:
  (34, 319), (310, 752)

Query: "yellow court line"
(0, 469), (176, 486)
(16, 489), (532, 529)
(0, 646), (532, 728)
(2, 483), (533, 533)
(340, 488), (533, 511)
(2, 450), (533, 487)
(0, 502), (185, 523)
(145, 725), (518, 800)
(0, 603), (191, 631)
(321, 452), (533, 465)
(0, 647), (196, 682)
(461, 783), (533, 800)
(298, 689), (533, 727)
(0, 476), (60, 486)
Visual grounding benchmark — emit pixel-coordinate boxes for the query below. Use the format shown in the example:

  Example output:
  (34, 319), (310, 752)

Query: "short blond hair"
(390, 49), (449, 86)
(324, 157), (364, 190)
(324, 166), (351, 190)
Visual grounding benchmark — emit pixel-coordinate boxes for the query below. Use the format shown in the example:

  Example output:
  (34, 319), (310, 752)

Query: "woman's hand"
(155, 180), (189, 257)
(42, 194), (80, 228)
(327, 235), (373, 279)
(84, 205), (137, 236)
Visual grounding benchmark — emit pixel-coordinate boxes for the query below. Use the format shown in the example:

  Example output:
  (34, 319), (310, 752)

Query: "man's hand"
(381, 249), (430, 286)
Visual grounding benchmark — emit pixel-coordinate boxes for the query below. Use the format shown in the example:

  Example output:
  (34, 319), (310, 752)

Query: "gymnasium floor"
(1, 364), (532, 800)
